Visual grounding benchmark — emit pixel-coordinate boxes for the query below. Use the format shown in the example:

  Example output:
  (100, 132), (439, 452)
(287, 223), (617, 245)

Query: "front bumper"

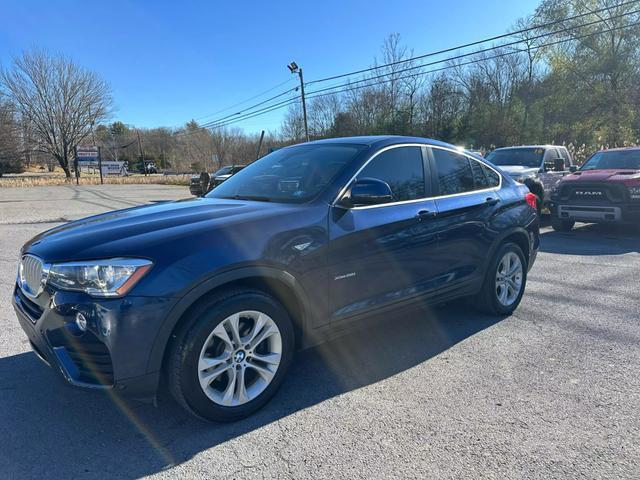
(12, 284), (174, 400)
(550, 201), (640, 223)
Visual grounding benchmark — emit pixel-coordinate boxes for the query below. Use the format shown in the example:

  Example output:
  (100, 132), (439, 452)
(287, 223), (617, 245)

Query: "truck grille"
(559, 183), (626, 203)
(19, 255), (46, 298)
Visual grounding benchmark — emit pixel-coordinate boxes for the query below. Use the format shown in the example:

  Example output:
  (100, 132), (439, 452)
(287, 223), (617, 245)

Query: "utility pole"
(98, 146), (103, 185)
(255, 130), (265, 161)
(74, 146), (79, 185)
(287, 62), (309, 142)
(136, 129), (147, 176)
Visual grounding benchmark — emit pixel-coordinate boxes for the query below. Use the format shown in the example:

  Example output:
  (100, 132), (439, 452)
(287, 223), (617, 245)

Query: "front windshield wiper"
(220, 195), (272, 202)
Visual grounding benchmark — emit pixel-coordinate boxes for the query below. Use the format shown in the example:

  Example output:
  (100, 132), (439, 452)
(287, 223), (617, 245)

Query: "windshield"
(486, 148), (544, 168)
(207, 143), (366, 203)
(581, 150), (640, 171)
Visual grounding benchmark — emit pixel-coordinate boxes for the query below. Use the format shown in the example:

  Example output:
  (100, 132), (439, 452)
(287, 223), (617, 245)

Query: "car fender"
(145, 265), (311, 374)
(482, 225), (535, 274)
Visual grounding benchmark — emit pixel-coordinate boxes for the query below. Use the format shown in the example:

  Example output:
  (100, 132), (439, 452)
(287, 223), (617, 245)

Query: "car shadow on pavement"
(539, 223), (640, 256)
(0, 303), (503, 478)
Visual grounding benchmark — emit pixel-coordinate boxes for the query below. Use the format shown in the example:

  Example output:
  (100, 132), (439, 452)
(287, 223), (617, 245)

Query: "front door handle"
(416, 209), (437, 220)
(485, 197), (500, 206)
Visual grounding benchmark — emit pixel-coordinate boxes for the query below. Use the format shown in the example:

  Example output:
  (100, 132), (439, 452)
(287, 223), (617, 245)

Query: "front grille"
(559, 183), (626, 203)
(19, 255), (45, 298)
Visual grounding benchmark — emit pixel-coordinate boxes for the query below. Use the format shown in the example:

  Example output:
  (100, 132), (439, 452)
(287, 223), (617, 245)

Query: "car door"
(327, 145), (444, 321)
(428, 147), (502, 291)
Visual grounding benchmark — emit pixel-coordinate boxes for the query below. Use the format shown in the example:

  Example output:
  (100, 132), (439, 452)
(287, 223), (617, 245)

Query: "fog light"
(75, 312), (87, 332)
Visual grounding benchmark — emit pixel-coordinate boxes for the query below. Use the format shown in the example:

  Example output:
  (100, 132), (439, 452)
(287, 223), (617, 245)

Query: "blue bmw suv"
(13, 136), (539, 421)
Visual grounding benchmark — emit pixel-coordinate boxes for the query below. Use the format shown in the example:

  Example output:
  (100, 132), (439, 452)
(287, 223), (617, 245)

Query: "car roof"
(597, 146), (640, 152)
(492, 145), (567, 151)
(303, 135), (466, 151)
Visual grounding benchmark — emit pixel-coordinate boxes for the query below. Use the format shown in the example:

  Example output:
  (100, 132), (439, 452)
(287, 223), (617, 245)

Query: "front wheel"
(167, 288), (294, 422)
(474, 242), (527, 316)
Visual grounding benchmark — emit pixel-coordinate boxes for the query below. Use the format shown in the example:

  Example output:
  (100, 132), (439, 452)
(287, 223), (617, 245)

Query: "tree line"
(1, 0), (639, 178)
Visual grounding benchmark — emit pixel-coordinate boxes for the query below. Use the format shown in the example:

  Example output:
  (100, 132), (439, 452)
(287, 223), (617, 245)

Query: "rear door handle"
(416, 209), (437, 220)
(485, 197), (500, 206)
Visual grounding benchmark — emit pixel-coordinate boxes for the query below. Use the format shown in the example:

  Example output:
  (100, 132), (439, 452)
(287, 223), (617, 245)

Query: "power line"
(178, 7), (639, 136)
(305, 0), (640, 86)
(182, 20), (637, 135)
(192, 77), (296, 122)
(175, 96), (299, 137)
(304, 9), (640, 98)
(303, 21), (638, 102)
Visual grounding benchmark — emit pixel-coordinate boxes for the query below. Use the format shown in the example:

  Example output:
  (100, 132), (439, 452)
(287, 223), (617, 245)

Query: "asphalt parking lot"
(0, 184), (638, 479)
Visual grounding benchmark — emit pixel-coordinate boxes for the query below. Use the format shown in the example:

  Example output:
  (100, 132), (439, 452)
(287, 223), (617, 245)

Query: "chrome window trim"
(332, 143), (503, 210)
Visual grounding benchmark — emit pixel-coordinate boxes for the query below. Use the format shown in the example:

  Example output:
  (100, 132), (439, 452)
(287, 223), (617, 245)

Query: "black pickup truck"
(189, 165), (246, 196)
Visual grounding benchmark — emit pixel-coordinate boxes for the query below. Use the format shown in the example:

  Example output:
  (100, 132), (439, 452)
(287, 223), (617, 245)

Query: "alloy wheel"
(197, 310), (282, 407)
(495, 251), (523, 307)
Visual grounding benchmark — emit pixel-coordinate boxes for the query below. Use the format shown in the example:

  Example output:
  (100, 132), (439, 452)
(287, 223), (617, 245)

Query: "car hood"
(497, 165), (539, 177)
(23, 197), (296, 262)
(560, 169), (640, 186)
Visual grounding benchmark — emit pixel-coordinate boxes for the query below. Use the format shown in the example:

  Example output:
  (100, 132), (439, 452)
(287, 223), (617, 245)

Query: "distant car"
(189, 165), (246, 196)
(145, 163), (158, 174)
(210, 165), (245, 188)
(549, 147), (640, 231)
(486, 145), (576, 214)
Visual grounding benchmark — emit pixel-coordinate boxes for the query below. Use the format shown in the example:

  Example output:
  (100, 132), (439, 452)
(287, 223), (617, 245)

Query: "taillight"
(525, 192), (537, 210)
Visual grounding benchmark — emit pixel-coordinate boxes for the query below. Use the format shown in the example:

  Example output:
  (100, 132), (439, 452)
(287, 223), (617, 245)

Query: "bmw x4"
(13, 136), (539, 421)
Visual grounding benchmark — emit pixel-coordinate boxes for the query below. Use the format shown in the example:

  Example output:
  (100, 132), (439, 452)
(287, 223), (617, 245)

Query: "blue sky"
(1, 0), (539, 133)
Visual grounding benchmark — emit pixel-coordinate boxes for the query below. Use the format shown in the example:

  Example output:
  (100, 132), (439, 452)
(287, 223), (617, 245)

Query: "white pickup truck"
(485, 145), (577, 214)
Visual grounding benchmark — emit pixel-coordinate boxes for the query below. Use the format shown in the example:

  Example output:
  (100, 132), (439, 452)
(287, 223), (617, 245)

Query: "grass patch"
(0, 174), (191, 188)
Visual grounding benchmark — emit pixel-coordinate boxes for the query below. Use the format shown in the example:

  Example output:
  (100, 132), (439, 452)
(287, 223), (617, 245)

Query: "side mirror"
(554, 158), (565, 172)
(339, 178), (394, 207)
(569, 165), (578, 173)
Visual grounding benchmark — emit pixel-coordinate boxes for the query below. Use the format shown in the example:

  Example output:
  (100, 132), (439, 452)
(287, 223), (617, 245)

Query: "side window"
(357, 146), (425, 202)
(470, 159), (500, 189)
(559, 148), (571, 167)
(432, 149), (475, 196)
(543, 149), (556, 163)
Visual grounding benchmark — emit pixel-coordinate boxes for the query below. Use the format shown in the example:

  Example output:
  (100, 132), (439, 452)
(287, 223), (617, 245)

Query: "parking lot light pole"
(287, 62), (309, 142)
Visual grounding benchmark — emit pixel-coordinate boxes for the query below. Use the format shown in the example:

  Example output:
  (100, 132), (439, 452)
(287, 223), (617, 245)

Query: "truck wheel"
(474, 242), (527, 316)
(167, 288), (295, 422)
(551, 216), (575, 232)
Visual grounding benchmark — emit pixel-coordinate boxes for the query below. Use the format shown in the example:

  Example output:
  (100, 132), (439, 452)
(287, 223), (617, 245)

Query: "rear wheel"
(167, 288), (294, 422)
(551, 216), (575, 232)
(474, 242), (527, 315)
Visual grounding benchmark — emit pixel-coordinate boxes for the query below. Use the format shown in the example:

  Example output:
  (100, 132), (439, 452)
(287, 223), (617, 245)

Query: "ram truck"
(549, 147), (640, 231)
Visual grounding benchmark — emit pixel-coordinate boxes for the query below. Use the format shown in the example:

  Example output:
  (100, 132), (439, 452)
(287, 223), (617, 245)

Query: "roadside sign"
(100, 161), (128, 176)
(76, 146), (99, 163)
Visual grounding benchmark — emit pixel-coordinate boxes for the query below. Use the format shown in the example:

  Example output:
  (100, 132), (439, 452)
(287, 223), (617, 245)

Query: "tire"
(474, 242), (528, 316)
(551, 216), (575, 232)
(167, 288), (295, 422)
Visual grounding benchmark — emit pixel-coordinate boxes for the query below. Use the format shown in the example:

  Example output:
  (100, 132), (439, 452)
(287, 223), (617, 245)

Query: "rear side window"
(470, 159), (501, 189)
(432, 149), (475, 195)
(357, 146), (425, 202)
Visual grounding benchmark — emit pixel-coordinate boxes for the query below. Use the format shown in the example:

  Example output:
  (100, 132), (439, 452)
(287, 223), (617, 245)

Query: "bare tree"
(0, 49), (112, 178)
(0, 98), (23, 176)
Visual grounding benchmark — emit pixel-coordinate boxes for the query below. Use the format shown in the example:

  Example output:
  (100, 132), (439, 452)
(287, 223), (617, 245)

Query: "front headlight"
(628, 186), (640, 200)
(47, 258), (153, 297)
